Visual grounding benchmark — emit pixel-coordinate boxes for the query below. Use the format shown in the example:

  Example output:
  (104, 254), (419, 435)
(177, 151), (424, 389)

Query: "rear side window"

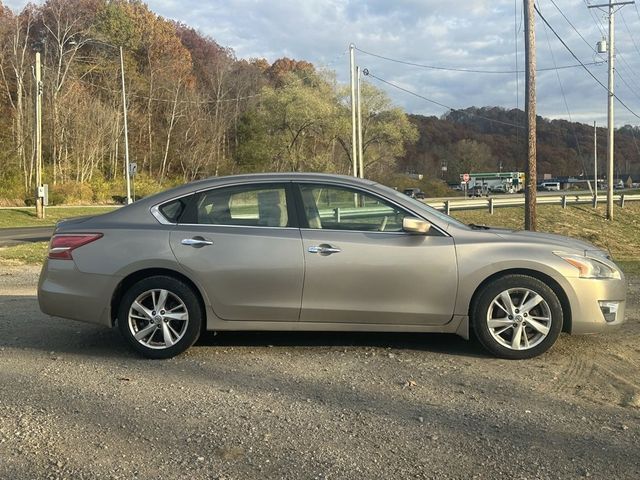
(158, 196), (189, 223)
(184, 184), (290, 227)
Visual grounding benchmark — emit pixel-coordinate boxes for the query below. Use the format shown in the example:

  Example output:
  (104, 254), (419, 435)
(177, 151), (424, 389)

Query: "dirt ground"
(1, 265), (639, 480)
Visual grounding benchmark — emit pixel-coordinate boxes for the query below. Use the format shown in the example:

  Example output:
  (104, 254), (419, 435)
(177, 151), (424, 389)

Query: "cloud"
(4, 0), (640, 125)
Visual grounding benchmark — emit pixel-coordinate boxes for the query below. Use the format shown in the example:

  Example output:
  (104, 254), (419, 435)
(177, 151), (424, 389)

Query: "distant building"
(462, 172), (525, 193)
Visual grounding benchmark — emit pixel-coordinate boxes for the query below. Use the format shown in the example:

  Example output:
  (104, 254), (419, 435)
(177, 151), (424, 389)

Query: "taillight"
(48, 234), (103, 260)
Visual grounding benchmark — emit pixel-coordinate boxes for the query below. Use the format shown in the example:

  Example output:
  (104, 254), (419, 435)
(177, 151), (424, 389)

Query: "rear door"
(167, 182), (304, 322)
(295, 183), (458, 326)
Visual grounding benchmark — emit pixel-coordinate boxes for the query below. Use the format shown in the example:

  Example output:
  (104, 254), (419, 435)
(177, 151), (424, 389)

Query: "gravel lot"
(1, 265), (639, 479)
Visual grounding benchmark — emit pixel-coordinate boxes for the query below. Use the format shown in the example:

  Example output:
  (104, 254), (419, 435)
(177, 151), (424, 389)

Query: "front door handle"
(181, 237), (213, 247)
(308, 244), (341, 255)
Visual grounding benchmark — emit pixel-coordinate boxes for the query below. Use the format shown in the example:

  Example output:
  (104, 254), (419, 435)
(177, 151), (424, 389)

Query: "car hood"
(492, 229), (608, 257)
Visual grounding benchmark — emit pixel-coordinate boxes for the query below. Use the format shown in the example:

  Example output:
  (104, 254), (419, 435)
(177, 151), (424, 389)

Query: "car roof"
(135, 172), (379, 206)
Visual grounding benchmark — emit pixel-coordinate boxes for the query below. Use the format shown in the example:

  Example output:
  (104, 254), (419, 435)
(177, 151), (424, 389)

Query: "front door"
(168, 183), (304, 321)
(296, 183), (457, 325)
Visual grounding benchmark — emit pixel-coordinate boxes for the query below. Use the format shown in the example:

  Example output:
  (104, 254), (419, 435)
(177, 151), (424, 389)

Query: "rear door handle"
(181, 237), (213, 247)
(308, 245), (341, 255)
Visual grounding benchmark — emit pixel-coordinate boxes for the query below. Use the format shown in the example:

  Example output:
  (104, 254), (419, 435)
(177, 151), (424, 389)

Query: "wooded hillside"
(1, 0), (638, 205)
(0, 0), (415, 204)
(401, 107), (640, 182)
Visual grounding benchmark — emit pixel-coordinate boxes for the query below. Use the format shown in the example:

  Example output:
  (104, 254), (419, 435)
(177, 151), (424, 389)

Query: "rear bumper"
(38, 259), (120, 327)
(565, 275), (627, 334)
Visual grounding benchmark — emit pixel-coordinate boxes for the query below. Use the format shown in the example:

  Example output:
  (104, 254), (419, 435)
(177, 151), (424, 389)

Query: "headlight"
(554, 252), (621, 279)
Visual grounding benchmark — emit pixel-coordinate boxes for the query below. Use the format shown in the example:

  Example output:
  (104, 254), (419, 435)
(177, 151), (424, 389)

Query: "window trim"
(150, 178), (449, 237)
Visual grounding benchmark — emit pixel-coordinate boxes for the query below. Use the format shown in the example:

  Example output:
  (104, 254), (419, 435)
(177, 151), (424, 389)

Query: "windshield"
(374, 183), (469, 229)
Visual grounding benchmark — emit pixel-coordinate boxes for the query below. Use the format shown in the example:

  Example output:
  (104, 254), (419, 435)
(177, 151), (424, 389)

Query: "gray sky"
(4, 0), (640, 126)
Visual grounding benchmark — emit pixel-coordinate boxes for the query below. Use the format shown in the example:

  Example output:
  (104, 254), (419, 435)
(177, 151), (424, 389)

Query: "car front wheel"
(472, 274), (563, 359)
(117, 276), (202, 359)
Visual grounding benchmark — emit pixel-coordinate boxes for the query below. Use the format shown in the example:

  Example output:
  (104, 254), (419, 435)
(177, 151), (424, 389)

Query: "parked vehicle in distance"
(468, 185), (487, 197)
(403, 187), (426, 199)
(537, 182), (561, 191)
(38, 173), (626, 360)
(489, 184), (507, 194)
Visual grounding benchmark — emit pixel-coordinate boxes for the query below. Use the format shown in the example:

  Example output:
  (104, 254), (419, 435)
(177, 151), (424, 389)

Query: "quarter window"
(158, 196), (189, 223)
(299, 184), (408, 232)
(190, 184), (290, 227)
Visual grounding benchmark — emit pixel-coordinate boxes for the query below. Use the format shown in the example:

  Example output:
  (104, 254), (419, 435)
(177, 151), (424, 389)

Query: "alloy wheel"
(127, 288), (189, 349)
(486, 287), (552, 351)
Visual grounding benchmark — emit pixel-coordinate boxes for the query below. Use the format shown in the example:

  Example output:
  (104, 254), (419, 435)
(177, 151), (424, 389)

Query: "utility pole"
(588, 1), (634, 220)
(524, 0), (537, 231)
(594, 121), (598, 207)
(120, 46), (132, 204)
(34, 52), (44, 219)
(356, 66), (364, 178)
(349, 44), (357, 178)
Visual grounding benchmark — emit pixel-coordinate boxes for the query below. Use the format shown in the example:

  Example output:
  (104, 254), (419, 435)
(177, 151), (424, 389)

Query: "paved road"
(0, 226), (54, 247)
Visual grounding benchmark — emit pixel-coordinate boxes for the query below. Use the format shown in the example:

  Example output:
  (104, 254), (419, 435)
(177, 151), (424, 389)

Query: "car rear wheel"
(117, 276), (202, 359)
(472, 274), (563, 359)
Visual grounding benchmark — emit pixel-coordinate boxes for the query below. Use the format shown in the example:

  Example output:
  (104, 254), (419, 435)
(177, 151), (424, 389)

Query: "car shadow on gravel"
(1, 295), (488, 359)
(197, 330), (489, 358)
(0, 295), (134, 359)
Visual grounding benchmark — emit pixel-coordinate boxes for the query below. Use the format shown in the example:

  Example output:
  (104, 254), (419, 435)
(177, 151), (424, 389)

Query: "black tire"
(472, 274), (563, 359)
(117, 275), (202, 359)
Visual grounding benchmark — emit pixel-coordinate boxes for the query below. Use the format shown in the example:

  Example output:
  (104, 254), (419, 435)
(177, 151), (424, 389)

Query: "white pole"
(349, 44), (357, 178)
(120, 46), (132, 204)
(594, 121), (598, 206)
(35, 52), (44, 219)
(606, 4), (614, 220)
(356, 66), (364, 179)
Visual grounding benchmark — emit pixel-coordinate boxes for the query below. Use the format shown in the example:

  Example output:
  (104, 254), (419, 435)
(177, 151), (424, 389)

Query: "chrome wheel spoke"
(155, 289), (169, 312)
(135, 323), (157, 341)
(132, 301), (153, 320)
(488, 318), (513, 328)
(163, 311), (188, 321)
(520, 293), (543, 315)
(161, 322), (175, 347)
(526, 317), (550, 335)
(492, 299), (510, 316)
(511, 324), (523, 350)
(499, 291), (515, 315)
(519, 290), (530, 308)
(167, 323), (181, 339)
(494, 325), (513, 336)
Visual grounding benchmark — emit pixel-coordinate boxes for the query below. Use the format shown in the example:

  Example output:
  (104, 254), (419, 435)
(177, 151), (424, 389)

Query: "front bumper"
(38, 259), (120, 327)
(564, 275), (627, 334)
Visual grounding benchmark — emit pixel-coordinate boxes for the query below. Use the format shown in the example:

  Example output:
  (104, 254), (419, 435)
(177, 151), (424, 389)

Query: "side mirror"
(402, 217), (431, 234)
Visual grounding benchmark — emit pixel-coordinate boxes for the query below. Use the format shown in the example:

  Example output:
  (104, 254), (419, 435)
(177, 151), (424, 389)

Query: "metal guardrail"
(425, 193), (640, 214)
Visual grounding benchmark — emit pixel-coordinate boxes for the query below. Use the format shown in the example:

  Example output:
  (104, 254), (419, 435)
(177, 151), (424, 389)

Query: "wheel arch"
(468, 268), (572, 333)
(110, 267), (207, 329)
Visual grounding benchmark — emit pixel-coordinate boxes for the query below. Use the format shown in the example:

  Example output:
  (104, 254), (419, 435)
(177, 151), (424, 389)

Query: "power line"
(540, 2), (594, 191)
(620, 11), (640, 59)
(583, 1), (640, 92)
(550, 0), (604, 55)
(361, 69), (524, 129)
(535, 4), (640, 121)
(354, 46), (605, 74)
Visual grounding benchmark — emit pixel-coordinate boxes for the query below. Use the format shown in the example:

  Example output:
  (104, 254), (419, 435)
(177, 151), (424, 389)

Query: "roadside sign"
(129, 162), (137, 177)
(462, 173), (470, 183)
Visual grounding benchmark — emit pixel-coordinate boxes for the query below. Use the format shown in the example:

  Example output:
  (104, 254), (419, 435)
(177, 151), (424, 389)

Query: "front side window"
(185, 184), (290, 227)
(299, 184), (408, 232)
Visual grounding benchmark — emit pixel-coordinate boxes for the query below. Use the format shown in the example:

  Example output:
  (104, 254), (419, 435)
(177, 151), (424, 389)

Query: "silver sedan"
(38, 173), (627, 359)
